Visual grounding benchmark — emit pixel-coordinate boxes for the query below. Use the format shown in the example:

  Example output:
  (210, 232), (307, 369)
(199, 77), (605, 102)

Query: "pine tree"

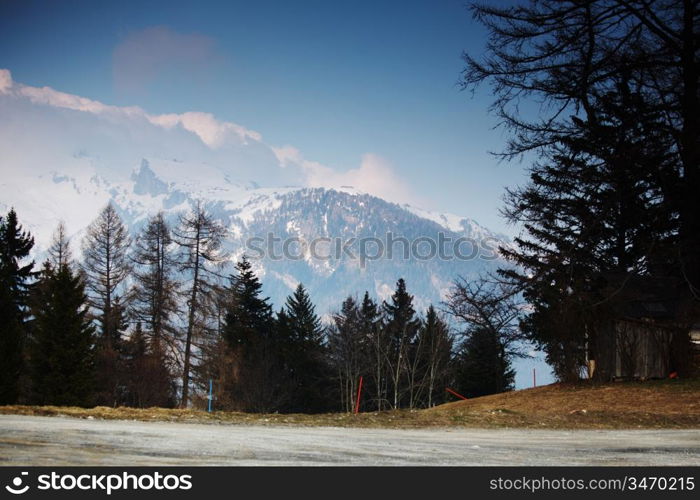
(498, 78), (676, 380)
(382, 279), (420, 409)
(463, 2), (699, 289)
(283, 284), (332, 413)
(463, 0), (700, 378)
(173, 201), (226, 407)
(93, 295), (128, 405)
(360, 291), (387, 411)
(455, 327), (514, 398)
(446, 278), (519, 398)
(222, 257), (273, 349)
(273, 307), (295, 410)
(30, 259), (95, 407)
(0, 209), (36, 404)
(285, 284), (323, 345)
(122, 322), (177, 408)
(417, 306), (452, 407)
(328, 296), (363, 412)
(221, 257), (279, 411)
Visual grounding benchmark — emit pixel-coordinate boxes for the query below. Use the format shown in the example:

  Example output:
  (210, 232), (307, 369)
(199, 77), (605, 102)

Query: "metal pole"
(208, 379), (213, 413)
(533, 368), (537, 388)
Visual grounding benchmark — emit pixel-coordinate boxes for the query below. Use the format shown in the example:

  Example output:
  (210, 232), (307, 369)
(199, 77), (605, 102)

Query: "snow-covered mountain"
(1, 158), (509, 314)
(0, 67), (510, 314)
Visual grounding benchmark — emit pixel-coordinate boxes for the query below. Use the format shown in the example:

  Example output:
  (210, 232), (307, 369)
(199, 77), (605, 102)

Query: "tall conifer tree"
(283, 284), (332, 413)
(30, 257), (95, 407)
(0, 209), (36, 403)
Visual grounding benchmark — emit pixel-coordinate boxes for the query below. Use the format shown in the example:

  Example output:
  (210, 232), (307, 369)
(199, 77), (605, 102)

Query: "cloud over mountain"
(0, 68), (412, 204)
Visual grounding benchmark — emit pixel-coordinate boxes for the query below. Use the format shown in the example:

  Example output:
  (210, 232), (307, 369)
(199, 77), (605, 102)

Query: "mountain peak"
(130, 159), (168, 196)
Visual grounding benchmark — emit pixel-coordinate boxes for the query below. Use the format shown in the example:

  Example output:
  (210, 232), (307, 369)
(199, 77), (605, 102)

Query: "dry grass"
(427, 378), (700, 429)
(1, 378), (698, 430)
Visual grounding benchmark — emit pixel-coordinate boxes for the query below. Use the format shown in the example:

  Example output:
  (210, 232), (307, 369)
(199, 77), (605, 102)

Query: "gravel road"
(1, 415), (698, 466)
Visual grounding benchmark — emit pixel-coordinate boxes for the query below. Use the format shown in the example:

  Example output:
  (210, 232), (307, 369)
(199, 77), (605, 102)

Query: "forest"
(0, 205), (517, 412)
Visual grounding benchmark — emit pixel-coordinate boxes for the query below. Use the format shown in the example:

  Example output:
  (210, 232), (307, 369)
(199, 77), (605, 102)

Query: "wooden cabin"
(589, 275), (696, 381)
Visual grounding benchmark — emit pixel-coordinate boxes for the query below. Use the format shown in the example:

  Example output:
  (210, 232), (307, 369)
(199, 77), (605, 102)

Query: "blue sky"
(0, 0), (527, 234)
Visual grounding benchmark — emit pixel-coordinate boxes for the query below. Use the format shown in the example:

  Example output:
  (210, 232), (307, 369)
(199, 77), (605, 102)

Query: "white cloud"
(149, 111), (261, 147)
(273, 145), (413, 204)
(0, 69), (261, 148)
(1, 68), (415, 205)
(17, 84), (143, 117)
(0, 69), (12, 94)
(271, 145), (304, 167)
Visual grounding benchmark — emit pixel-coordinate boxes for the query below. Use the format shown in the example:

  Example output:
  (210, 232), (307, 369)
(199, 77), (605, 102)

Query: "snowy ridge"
(1, 158), (509, 313)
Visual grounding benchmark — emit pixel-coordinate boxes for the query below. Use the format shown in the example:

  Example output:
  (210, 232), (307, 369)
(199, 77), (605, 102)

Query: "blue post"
(208, 378), (213, 413)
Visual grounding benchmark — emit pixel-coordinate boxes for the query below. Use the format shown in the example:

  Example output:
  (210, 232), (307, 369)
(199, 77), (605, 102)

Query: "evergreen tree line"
(0, 206), (516, 411)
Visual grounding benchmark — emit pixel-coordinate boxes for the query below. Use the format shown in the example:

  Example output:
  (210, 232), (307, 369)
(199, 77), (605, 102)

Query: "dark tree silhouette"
(221, 257), (279, 411)
(328, 296), (364, 412)
(455, 327), (515, 398)
(382, 279), (421, 409)
(417, 306), (453, 407)
(30, 257), (95, 407)
(0, 209), (36, 403)
(282, 284), (333, 413)
(463, 0), (699, 378)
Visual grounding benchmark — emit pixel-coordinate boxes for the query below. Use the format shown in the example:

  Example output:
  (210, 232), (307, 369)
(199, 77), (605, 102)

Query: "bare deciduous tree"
(445, 275), (528, 360)
(131, 213), (179, 353)
(48, 221), (72, 270)
(173, 201), (226, 407)
(81, 203), (131, 348)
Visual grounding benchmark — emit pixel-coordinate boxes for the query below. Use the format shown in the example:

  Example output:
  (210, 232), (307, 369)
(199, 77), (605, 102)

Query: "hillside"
(427, 379), (700, 429)
(2, 379), (698, 429)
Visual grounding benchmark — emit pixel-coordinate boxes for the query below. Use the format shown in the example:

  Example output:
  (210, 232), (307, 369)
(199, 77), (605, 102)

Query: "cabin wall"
(591, 322), (617, 381)
(613, 320), (676, 380)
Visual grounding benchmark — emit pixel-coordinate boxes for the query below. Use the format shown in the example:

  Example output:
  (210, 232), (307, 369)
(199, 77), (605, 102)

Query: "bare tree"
(129, 213), (180, 404)
(418, 306), (453, 408)
(81, 204), (131, 349)
(173, 201), (226, 407)
(364, 298), (389, 411)
(131, 213), (179, 353)
(81, 204), (131, 405)
(48, 221), (72, 270)
(382, 279), (420, 409)
(445, 275), (528, 360)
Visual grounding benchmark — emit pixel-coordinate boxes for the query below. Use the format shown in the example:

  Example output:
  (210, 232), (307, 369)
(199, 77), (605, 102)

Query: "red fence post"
(354, 376), (364, 414)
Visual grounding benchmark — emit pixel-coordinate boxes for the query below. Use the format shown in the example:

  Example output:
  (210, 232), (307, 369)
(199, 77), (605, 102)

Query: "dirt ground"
(1, 414), (698, 466)
(2, 379), (698, 429)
